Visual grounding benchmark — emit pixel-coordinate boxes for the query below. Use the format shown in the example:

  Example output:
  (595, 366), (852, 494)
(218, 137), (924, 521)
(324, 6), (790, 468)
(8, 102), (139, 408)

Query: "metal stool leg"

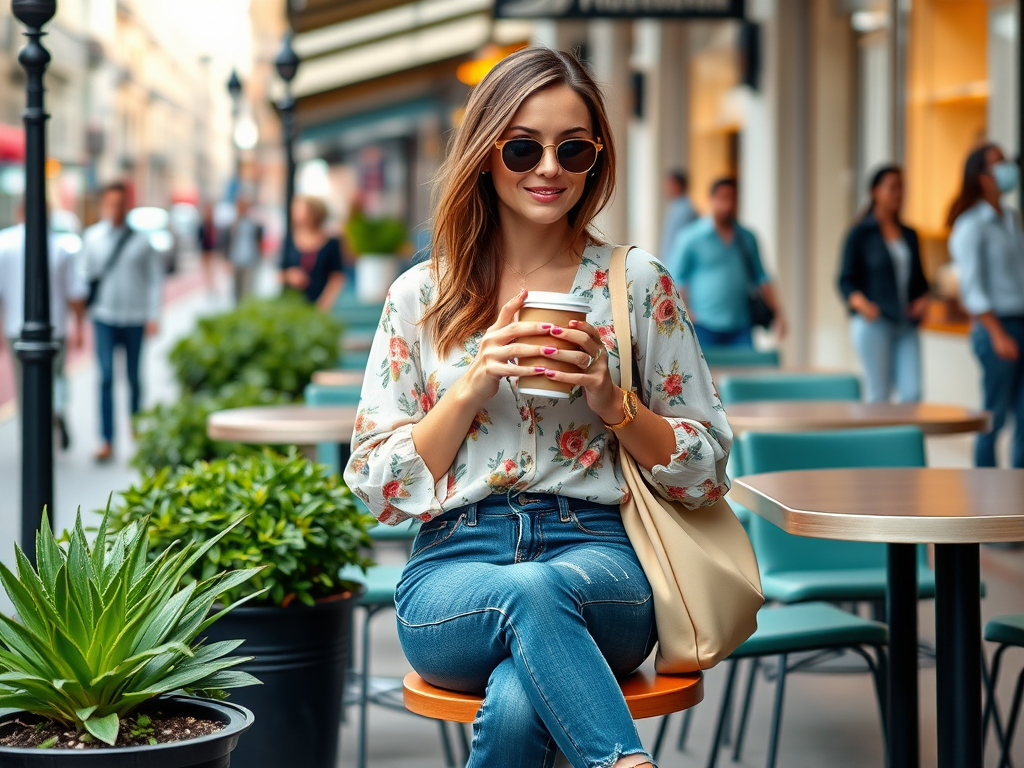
(1000, 668), (1024, 768)
(437, 722), (457, 768)
(652, 715), (671, 762)
(706, 659), (740, 768)
(732, 657), (760, 762)
(765, 654), (789, 768)
(985, 645), (1014, 768)
(676, 707), (694, 751)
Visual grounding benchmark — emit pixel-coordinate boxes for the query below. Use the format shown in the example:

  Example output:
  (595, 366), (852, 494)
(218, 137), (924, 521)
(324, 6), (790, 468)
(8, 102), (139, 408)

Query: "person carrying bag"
(609, 244), (763, 673)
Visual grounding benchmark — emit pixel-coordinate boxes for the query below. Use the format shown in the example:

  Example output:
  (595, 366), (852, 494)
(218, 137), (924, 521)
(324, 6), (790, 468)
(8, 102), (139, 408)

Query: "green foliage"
(169, 295), (342, 397)
(132, 383), (292, 472)
(345, 210), (408, 257)
(0, 509), (262, 746)
(110, 451), (376, 608)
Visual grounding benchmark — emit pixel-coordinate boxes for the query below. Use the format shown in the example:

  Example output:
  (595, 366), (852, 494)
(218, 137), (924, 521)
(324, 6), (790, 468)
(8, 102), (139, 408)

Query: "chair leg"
(676, 707), (694, 751)
(437, 722), (457, 768)
(1000, 668), (1024, 768)
(652, 714), (670, 762)
(706, 659), (740, 768)
(985, 645), (1014, 768)
(765, 654), (789, 768)
(357, 605), (379, 768)
(732, 657), (760, 762)
(459, 722), (472, 762)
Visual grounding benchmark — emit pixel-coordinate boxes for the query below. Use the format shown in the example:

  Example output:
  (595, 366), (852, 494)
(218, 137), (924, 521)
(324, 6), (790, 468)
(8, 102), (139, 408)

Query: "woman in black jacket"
(838, 165), (930, 402)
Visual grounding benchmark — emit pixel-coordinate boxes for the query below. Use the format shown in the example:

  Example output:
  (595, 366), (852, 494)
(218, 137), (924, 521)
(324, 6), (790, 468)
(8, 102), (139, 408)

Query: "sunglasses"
(493, 137), (604, 175)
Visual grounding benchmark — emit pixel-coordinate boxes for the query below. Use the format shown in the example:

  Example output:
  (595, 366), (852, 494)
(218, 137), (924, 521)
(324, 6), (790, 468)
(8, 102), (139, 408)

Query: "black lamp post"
(227, 69), (243, 195)
(11, 0), (57, 563)
(275, 32), (299, 256)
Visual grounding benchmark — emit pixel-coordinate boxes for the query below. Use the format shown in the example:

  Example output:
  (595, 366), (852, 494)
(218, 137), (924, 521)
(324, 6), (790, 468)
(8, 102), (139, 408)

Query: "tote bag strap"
(608, 245), (635, 392)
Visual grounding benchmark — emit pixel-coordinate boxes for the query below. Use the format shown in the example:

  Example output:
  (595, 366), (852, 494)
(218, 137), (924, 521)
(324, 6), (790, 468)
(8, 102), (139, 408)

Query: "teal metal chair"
(718, 373), (862, 405)
(339, 348), (373, 372)
(721, 372), (862, 523)
(304, 382), (362, 478)
(983, 615), (1024, 768)
(703, 347), (780, 368)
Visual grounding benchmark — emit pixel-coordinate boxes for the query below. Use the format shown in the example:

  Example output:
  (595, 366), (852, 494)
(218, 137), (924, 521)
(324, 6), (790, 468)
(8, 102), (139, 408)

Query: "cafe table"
(726, 401), (990, 435)
(208, 404), (358, 465)
(731, 468), (1024, 768)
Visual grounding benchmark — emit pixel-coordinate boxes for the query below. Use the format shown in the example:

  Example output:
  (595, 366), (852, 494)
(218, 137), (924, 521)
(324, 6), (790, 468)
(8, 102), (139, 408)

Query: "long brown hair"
(422, 47), (616, 355)
(946, 143), (998, 228)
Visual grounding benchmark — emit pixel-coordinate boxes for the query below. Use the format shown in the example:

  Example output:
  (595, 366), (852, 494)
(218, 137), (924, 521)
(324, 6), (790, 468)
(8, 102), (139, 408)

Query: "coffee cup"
(517, 291), (593, 399)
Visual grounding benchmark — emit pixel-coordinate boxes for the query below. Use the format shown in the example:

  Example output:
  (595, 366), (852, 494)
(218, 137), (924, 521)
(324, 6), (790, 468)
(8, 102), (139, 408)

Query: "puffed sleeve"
(343, 268), (444, 525)
(625, 250), (732, 508)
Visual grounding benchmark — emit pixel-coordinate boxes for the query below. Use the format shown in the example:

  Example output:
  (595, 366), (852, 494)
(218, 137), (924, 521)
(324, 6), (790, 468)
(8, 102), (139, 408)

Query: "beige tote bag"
(609, 245), (763, 674)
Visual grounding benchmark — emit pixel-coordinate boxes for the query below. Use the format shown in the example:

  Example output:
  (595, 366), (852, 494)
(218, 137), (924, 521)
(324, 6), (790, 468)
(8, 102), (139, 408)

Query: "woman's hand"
(850, 292), (880, 322)
(537, 319), (621, 424)
(283, 267), (310, 290)
(458, 290), (559, 406)
(907, 295), (929, 320)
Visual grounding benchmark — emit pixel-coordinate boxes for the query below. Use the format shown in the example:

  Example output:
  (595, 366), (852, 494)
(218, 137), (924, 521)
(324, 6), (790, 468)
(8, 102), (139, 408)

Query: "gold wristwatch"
(604, 388), (639, 431)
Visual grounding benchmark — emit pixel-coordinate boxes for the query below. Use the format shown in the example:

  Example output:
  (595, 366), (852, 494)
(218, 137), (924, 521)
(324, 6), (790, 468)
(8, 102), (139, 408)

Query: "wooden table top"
(311, 369), (365, 388)
(207, 405), (358, 444)
(727, 401), (990, 435)
(731, 468), (1024, 544)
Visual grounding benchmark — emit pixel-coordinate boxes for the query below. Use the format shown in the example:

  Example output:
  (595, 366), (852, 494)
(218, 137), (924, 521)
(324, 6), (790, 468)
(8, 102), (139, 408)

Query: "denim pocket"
(570, 507), (626, 537)
(410, 513), (467, 556)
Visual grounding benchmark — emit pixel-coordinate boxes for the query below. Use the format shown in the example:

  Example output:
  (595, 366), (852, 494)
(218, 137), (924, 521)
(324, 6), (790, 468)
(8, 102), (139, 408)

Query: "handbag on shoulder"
(87, 226), (135, 309)
(608, 245), (763, 674)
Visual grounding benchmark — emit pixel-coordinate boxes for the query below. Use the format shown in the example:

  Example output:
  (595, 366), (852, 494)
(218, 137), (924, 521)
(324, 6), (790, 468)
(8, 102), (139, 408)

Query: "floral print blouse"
(343, 244), (732, 525)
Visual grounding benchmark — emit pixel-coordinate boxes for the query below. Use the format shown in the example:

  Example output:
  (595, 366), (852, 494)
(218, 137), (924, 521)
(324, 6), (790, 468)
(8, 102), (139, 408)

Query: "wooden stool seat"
(403, 670), (704, 724)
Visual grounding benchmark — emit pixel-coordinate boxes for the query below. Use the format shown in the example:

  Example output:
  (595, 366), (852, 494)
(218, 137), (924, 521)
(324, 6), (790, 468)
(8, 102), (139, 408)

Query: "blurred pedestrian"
(224, 197), (263, 306)
(81, 181), (163, 463)
(838, 165), (929, 403)
(667, 177), (786, 348)
(948, 143), (1024, 468)
(0, 202), (87, 449)
(280, 195), (345, 312)
(660, 170), (698, 262)
(197, 202), (220, 293)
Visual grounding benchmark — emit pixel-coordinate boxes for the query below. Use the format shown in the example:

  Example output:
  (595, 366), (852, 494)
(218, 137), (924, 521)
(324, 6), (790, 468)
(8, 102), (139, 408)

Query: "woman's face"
(291, 200), (310, 229)
(485, 84), (597, 229)
(980, 146), (1007, 196)
(872, 172), (903, 216)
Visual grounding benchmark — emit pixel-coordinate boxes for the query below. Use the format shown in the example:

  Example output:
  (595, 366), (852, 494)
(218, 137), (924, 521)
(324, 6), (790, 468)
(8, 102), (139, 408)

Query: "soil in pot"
(1, 710), (223, 750)
(202, 589), (362, 768)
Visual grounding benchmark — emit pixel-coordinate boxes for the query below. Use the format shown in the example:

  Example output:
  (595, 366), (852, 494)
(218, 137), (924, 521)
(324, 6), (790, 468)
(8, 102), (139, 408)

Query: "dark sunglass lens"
(502, 139), (543, 172)
(557, 141), (597, 173)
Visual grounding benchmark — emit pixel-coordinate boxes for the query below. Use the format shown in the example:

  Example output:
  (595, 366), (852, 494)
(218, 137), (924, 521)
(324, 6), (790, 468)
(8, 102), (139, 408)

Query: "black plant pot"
(202, 589), (363, 768)
(0, 695), (252, 768)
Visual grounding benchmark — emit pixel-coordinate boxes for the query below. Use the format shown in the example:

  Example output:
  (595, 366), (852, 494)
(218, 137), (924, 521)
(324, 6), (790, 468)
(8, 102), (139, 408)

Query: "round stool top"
(207, 405), (357, 444)
(403, 670), (703, 724)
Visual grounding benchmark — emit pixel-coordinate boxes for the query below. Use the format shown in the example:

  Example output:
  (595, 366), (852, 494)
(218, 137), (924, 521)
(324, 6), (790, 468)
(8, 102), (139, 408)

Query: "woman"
(197, 202), (220, 293)
(280, 195), (345, 311)
(838, 165), (929, 402)
(948, 144), (1024, 468)
(344, 48), (730, 768)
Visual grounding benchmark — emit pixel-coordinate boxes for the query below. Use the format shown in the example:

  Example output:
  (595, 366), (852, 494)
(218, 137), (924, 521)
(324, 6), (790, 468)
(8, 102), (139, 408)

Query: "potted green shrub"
(109, 450), (377, 768)
(0, 510), (262, 766)
(345, 210), (408, 303)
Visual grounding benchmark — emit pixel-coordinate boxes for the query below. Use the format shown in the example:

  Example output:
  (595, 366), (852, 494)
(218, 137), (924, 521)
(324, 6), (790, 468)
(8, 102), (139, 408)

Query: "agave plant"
(0, 509), (264, 746)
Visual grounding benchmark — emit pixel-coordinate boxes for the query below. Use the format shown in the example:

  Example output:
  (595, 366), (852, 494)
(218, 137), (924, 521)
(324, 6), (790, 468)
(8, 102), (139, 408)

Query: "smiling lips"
(525, 186), (567, 203)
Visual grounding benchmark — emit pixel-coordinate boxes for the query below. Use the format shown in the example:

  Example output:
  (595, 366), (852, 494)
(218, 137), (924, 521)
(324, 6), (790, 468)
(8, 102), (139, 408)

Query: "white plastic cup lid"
(521, 291), (592, 313)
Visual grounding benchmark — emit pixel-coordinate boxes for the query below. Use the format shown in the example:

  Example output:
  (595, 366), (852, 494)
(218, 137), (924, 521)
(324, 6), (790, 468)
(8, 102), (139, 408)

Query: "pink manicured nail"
(534, 366), (547, 373)
(545, 371), (557, 378)
(569, 320), (579, 328)
(551, 327), (564, 335)
(541, 323), (552, 330)
(543, 346), (557, 355)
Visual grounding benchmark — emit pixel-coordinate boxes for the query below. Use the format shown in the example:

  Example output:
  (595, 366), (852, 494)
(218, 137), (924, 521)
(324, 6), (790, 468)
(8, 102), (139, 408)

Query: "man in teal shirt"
(666, 178), (785, 348)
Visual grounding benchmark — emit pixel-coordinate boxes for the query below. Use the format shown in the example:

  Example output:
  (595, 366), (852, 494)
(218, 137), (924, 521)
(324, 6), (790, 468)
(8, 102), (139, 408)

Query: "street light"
(226, 69), (243, 195)
(275, 32), (299, 257)
(11, 0), (58, 563)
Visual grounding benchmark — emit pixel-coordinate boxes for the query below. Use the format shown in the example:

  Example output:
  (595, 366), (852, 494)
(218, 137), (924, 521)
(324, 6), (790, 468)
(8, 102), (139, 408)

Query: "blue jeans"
(850, 315), (922, 403)
(396, 493), (657, 768)
(94, 320), (144, 444)
(971, 318), (1024, 467)
(693, 324), (752, 349)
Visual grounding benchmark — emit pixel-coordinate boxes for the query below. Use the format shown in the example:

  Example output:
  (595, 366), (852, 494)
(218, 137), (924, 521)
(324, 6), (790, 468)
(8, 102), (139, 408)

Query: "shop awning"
(0, 124), (25, 163)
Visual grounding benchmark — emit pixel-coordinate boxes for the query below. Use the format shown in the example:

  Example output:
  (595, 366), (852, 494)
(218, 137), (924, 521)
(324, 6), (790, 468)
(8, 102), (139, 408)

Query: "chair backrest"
(333, 303), (385, 333)
(703, 347), (780, 368)
(719, 373), (861, 405)
(303, 382), (363, 406)
(339, 349), (372, 371)
(738, 426), (927, 574)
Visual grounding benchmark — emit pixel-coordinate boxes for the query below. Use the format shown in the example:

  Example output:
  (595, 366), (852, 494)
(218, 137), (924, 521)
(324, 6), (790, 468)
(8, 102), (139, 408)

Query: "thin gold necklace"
(502, 242), (572, 288)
